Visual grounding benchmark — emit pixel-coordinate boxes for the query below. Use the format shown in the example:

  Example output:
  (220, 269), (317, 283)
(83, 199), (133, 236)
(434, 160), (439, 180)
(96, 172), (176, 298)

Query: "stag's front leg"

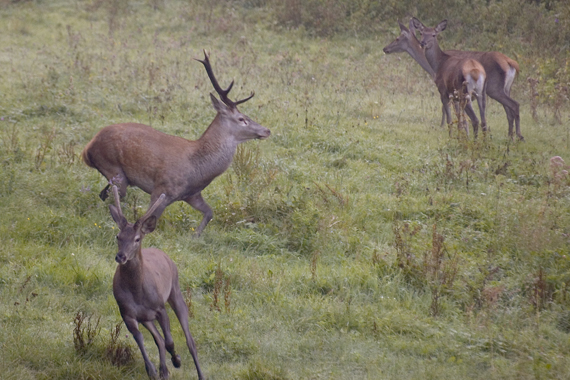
(185, 192), (213, 237)
(124, 318), (159, 379)
(142, 321), (169, 379)
(169, 287), (205, 380)
(156, 308), (182, 368)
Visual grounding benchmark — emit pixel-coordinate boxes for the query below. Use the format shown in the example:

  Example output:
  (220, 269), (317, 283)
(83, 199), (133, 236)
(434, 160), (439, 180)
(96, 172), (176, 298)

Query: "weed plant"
(1, 1), (570, 379)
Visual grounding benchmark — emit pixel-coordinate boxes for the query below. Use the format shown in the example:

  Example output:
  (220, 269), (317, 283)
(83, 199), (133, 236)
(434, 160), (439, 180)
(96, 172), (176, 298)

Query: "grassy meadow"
(1, 1), (570, 379)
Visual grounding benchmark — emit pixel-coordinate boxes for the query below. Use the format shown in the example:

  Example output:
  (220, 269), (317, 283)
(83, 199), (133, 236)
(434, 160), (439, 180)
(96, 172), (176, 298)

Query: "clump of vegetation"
(105, 322), (135, 367)
(73, 311), (101, 355)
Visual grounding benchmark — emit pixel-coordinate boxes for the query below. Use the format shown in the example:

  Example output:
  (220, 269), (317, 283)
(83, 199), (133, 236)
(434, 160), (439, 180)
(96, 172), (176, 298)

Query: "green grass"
(1, 1), (570, 379)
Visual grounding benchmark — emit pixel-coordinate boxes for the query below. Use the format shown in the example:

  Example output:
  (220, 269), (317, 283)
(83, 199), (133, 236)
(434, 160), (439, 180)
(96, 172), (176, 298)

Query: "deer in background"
(109, 186), (204, 380)
(384, 18), (522, 140)
(412, 18), (487, 138)
(82, 51), (271, 236)
(383, 19), (478, 129)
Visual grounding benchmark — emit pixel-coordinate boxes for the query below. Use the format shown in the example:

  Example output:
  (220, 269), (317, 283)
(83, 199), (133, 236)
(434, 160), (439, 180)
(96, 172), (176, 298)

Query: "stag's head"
(196, 50), (270, 143)
(109, 186), (165, 265)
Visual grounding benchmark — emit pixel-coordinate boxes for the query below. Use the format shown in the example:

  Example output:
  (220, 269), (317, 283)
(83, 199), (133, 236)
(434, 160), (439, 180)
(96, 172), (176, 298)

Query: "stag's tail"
(81, 141), (96, 168)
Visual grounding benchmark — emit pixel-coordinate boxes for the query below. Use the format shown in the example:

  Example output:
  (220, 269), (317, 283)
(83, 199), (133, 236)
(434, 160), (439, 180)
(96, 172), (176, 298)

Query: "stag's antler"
(195, 50), (254, 108)
(141, 194), (166, 222)
(111, 185), (165, 228)
(111, 186), (123, 216)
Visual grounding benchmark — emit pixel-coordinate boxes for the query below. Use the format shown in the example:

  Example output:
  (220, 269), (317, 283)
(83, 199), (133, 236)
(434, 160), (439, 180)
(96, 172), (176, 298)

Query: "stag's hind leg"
(97, 168), (129, 201)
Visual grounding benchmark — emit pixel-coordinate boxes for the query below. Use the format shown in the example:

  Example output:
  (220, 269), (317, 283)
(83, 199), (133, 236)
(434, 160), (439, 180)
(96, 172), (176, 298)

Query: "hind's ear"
(436, 20), (447, 33)
(411, 17), (425, 32)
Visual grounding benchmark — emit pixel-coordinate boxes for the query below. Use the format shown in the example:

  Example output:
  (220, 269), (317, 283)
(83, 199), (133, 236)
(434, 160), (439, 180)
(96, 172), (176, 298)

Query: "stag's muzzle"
(258, 127), (271, 140)
(115, 252), (127, 265)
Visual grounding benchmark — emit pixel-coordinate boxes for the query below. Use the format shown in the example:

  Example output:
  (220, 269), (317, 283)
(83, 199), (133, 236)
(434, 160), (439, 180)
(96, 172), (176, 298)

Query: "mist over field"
(1, 1), (569, 379)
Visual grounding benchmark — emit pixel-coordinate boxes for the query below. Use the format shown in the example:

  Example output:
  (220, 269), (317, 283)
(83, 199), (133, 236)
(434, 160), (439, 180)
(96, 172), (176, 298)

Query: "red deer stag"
(384, 19), (522, 140)
(82, 51), (270, 236)
(412, 18), (487, 137)
(109, 186), (204, 380)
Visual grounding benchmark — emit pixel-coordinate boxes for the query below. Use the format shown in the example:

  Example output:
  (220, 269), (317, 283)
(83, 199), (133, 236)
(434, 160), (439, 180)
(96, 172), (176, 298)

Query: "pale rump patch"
(504, 66), (516, 94)
(463, 60), (486, 97)
(476, 73), (485, 97)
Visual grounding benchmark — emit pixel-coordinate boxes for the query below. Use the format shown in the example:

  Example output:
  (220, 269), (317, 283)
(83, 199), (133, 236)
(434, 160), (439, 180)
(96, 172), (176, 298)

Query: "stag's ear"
(109, 205), (127, 230)
(210, 93), (230, 114)
(140, 215), (157, 235)
(436, 20), (447, 33)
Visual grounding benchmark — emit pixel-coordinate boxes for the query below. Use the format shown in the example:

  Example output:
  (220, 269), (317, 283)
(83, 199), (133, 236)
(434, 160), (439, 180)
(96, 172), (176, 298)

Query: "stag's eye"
(135, 236), (141, 243)
(238, 117), (246, 123)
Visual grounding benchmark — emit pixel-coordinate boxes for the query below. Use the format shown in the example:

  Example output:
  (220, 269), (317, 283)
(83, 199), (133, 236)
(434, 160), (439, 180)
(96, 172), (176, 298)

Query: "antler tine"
(195, 50), (235, 107)
(233, 91), (255, 106)
(195, 50), (255, 108)
(140, 194), (166, 222)
(111, 186), (123, 217)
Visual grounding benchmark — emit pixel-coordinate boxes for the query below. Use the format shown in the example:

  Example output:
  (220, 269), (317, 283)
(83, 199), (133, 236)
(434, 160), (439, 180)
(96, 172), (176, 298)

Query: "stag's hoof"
(159, 365), (170, 379)
(172, 354), (181, 368)
(145, 362), (159, 379)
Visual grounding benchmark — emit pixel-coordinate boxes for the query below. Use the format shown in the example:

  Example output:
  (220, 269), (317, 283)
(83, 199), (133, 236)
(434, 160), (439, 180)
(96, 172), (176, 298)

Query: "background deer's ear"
(210, 93), (230, 114)
(411, 17), (424, 32)
(140, 215), (157, 234)
(436, 20), (447, 33)
(408, 18), (417, 34)
(109, 205), (127, 230)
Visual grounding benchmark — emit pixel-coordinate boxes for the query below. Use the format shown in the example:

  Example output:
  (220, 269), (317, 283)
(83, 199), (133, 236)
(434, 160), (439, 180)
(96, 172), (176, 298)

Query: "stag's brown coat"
(82, 52), (270, 236)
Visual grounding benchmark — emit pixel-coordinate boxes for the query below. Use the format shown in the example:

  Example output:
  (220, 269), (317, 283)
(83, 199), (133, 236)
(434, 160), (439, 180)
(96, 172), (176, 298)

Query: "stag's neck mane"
(117, 250), (145, 298)
(192, 116), (238, 174)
